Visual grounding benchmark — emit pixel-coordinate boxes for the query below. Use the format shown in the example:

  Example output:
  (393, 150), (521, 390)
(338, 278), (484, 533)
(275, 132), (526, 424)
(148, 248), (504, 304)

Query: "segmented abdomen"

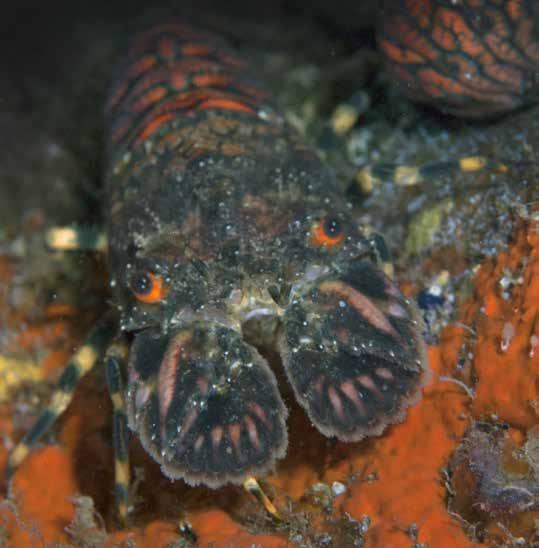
(105, 21), (272, 155)
(379, 0), (539, 117)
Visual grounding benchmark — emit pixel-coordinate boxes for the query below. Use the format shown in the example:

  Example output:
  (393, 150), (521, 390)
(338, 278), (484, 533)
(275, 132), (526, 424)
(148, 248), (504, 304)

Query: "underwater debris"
(448, 422), (539, 545)
(404, 199), (454, 258)
(416, 269), (456, 344)
(65, 495), (108, 547)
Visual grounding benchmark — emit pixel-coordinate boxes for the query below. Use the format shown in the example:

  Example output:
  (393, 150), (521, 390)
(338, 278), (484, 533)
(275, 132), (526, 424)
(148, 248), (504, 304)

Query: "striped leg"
(358, 228), (395, 279)
(6, 314), (116, 477)
(45, 226), (107, 252)
(365, 231), (394, 278)
(104, 340), (130, 524)
(356, 156), (509, 194)
(243, 476), (281, 520)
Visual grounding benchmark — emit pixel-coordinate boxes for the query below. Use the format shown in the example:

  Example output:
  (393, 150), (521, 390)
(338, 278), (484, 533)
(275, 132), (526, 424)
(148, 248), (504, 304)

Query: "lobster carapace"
(8, 20), (429, 521)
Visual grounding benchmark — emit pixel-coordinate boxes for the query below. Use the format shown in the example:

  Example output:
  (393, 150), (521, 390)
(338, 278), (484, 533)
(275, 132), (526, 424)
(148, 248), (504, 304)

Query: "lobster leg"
(362, 231), (394, 279)
(6, 314), (116, 477)
(243, 476), (281, 520)
(45, 226), (107, 252)
(356, 156), (508, 194)
(104, 339), (131, 525)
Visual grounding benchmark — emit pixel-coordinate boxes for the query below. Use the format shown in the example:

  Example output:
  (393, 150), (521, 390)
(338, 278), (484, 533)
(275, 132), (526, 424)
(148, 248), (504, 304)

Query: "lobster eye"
(310, 216), (345, 247)
(130, 271), (168, 303)
(323, 217), (342, 238)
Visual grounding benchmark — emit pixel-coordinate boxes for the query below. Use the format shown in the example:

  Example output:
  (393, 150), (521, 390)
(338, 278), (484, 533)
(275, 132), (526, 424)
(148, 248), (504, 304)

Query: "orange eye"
(310, 217), (345, 248)
(130, 271), (168, 303)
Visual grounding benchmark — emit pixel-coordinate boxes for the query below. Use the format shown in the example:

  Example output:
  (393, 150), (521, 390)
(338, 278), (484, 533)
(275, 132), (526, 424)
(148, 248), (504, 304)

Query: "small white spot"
(500, 322), (515, 352)
(331, 481), (346, 496)
(530, 334), (539, 358)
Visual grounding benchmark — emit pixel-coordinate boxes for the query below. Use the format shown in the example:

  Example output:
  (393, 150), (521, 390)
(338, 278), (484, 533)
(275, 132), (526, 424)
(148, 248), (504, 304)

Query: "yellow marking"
(45, 227), (78, 249)
(0, 356), (42, 402)
(435, 270), (450, 286)
(111, 393), (124, 410)
(356, 167), (374, 194)
(118, 502), (128, 524)
(459, 156), (487, 172)
(74, 345), (100, 374)
(45, 227), (107, 252)
(382, 262), (394, 279)
(243, 476), (281, 520)
(394, 165), (421, 186)
(8, 443), (30, 469)
(50, 390), (74, 414)
(331, 104), (359, 136)
(115, 459), (130, 487)
(107, 341), (129, 361)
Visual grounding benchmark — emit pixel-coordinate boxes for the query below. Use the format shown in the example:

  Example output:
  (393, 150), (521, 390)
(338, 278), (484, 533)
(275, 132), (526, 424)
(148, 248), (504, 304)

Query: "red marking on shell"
(335, 326), (350, 346)
(328, 386), (345, 421)
(228, 423), (241, 455)
(170, 67), (187, 90)
(211, 425), (224, 450)
(197, 98), (254, 113)
(126, 55), (157, 79)
(340, 379), (366, 415)
(375, 367), (395, 381)
(192, 73), (232, 89)
(131, 86), (167, 114)
(120, 56), (253, 116)
(179, 408), (198, 443)
(158, 333), (189, 421)
(217, 50), (247, 69)
(312, 376), (324, 396)
(319, 280), (400, 340)
(357, 374), (383, 398)
(132, 89), (256, 144)
(378, 38), (426, 64)
(135, 384), (151, 410)
(131, 22), (206, 55)
(507, 0), (523, 20)
(244, 415), (261, 451)
(107, 81), (128, 112)
(385, 279), (404, 298)
(196, 376), (209, 395)
(110, 115), (133, 144)
(135, 112), (177, 143)
(387, 302), (408, 318)
(194, 434), (205, 452)
(181, 42), (213, 56)
(379, 0), (539, 117)
(247, 402), (271, 429)
(121, 65), (176, 106)
(158, 35), (176, 60)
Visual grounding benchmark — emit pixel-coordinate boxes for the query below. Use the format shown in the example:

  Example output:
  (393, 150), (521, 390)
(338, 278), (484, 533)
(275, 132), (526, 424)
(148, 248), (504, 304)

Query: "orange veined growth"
(378, 0), (539, 117)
